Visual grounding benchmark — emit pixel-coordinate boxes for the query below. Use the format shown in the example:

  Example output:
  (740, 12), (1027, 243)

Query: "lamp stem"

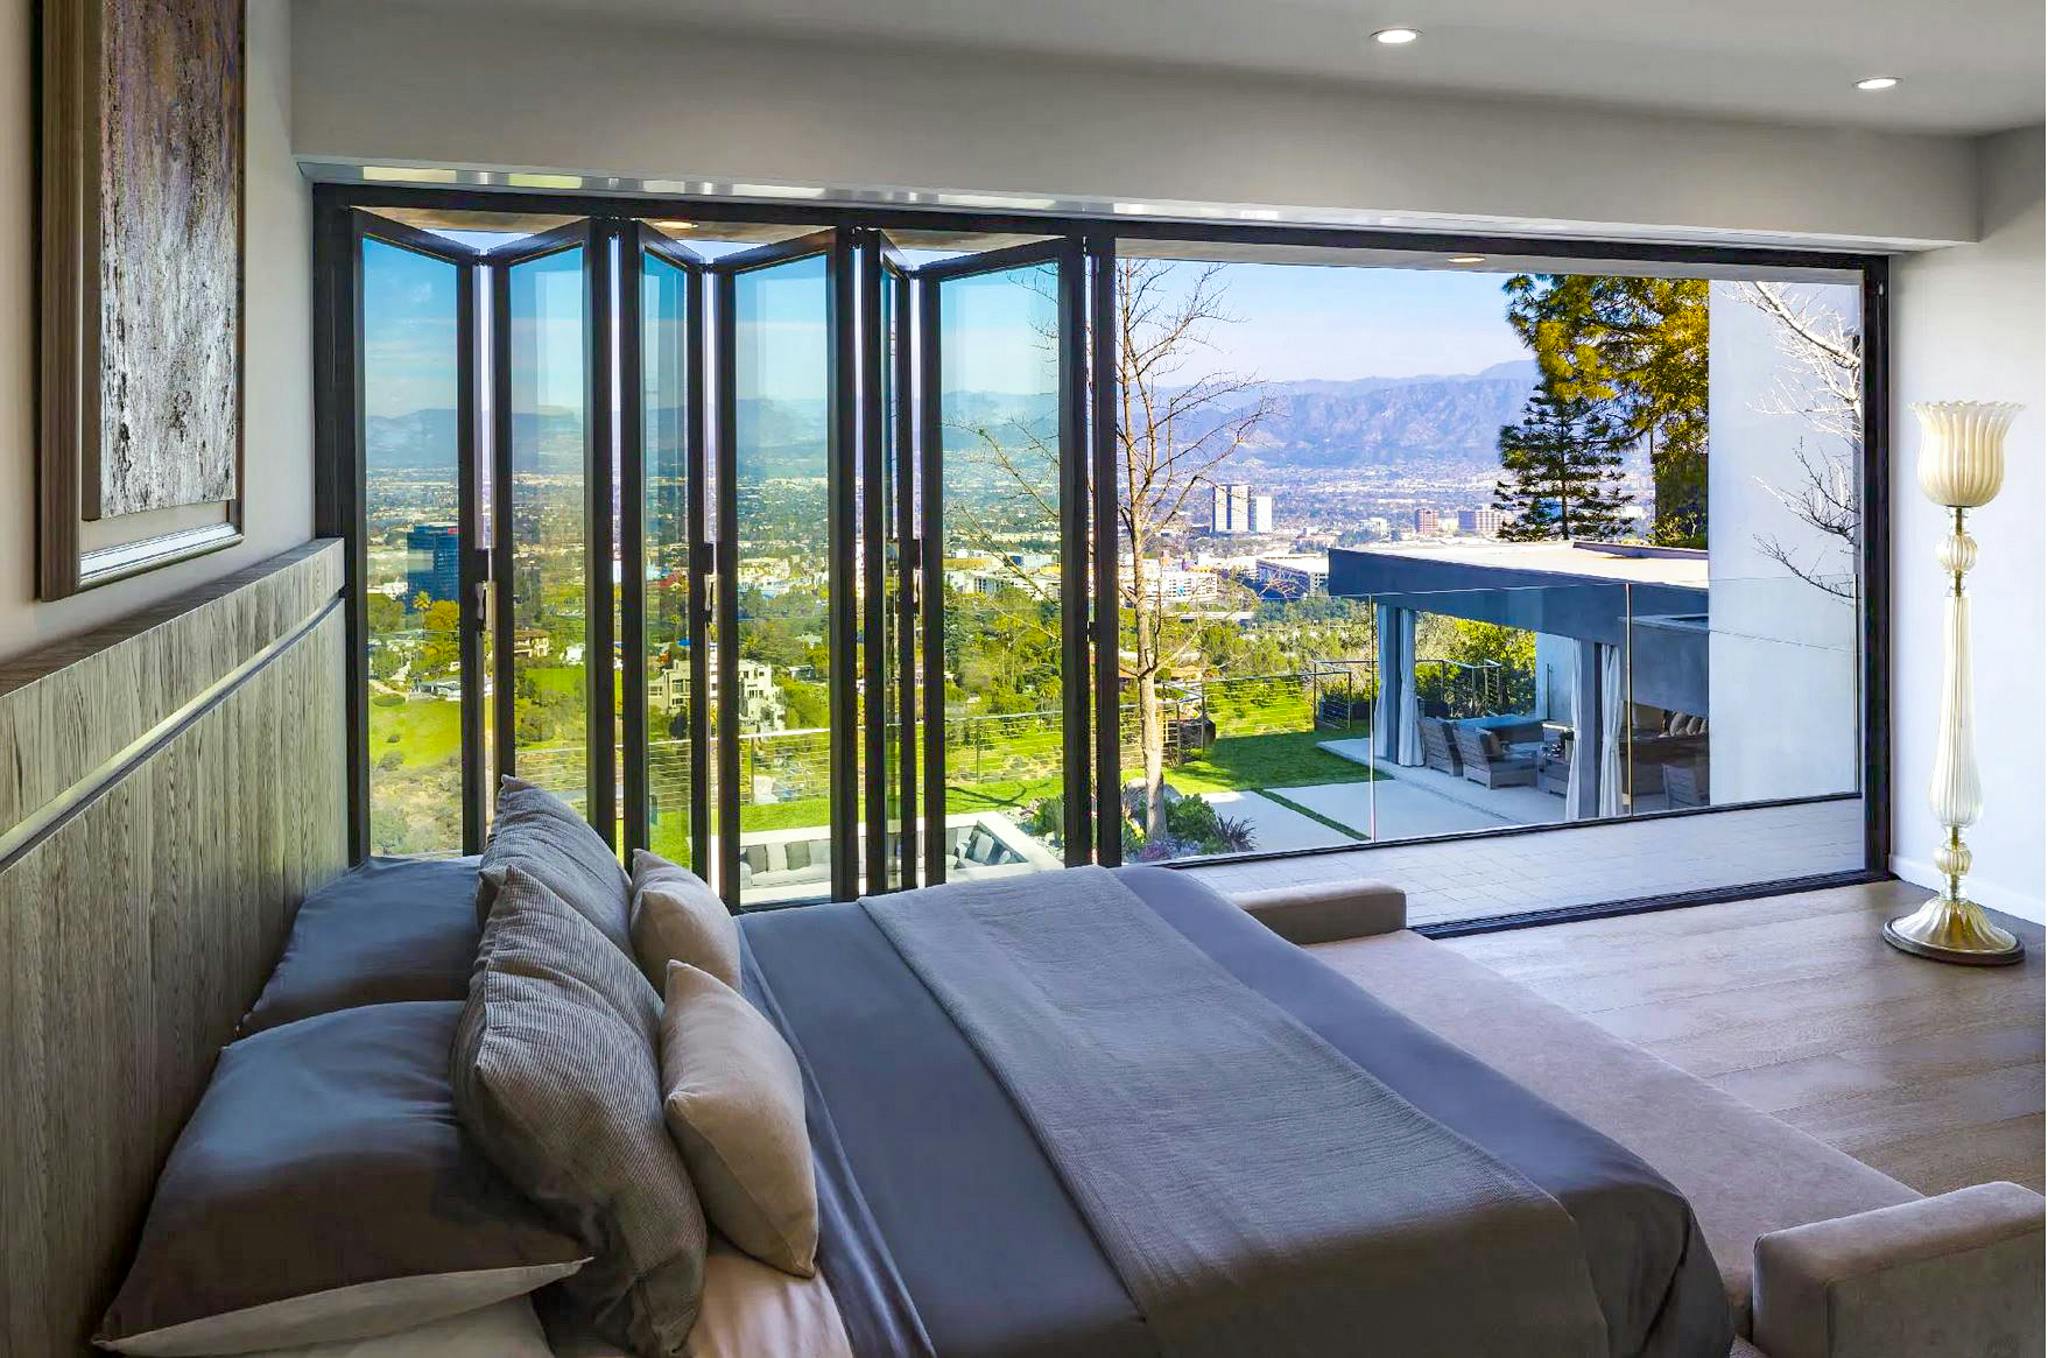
(1884, 504), (2021, 963)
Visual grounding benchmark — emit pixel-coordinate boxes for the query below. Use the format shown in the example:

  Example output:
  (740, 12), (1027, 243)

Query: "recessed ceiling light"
(1371, 27), (1421, 45)
(1447, 254), (1487, 265)
(1855, 75), (1901, 91)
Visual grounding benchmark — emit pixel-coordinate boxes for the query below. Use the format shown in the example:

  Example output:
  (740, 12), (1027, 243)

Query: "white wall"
(0, 0), (314, 663)
(1706, 281), (1863, 804)
(1891, 126), (2046, 922)
(289, 0), (1979, 250)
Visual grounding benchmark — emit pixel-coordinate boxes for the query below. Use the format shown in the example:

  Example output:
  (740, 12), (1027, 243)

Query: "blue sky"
(361, 235), (1531, 416)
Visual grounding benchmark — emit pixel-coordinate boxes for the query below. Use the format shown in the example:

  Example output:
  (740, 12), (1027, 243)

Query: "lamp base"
(1883, 893), (2025, 966)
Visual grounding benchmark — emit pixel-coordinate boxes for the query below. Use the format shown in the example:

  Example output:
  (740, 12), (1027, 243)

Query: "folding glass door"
(354, 213), (604, 856)
(886, 238), (1091, 888)
(709, 232), (853, 907)
(355, 217), (485, 856)
(353, 215), (1092, 899)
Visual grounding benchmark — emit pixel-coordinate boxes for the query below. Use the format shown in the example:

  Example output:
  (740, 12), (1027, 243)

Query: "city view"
(361, 227), (1862, 892)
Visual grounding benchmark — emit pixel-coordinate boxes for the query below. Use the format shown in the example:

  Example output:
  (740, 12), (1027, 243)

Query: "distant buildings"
(1131, 557), (1223, 602)
(1412, 506), (1502, 538)
(1212, 483), (1275, 535)
(406, 524), (461, 604)
(1458, 507), (1505, 538)
(1253, 554), (1329, 600)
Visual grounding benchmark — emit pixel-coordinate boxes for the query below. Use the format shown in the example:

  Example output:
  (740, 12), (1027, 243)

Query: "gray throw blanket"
(864, 867), (1612, 1358)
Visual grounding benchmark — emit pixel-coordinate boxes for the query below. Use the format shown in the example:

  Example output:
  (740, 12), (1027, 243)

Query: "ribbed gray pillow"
(630, 850), (740, 992)
(476, 777), (633, 955)
(452, 866), (708, 1356)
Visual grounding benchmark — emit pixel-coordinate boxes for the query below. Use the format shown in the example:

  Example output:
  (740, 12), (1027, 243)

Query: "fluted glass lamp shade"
(1914, 400), (2020, 508)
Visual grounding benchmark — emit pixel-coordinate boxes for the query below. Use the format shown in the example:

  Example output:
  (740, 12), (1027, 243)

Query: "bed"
(715, 863), (1733, 1358)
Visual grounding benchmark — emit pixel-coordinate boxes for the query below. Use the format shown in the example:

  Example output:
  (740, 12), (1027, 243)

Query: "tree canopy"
(1503, 274), (1708, 544)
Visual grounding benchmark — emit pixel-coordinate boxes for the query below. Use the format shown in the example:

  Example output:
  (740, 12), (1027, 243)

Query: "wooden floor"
(1445, 880), (2045, 1197)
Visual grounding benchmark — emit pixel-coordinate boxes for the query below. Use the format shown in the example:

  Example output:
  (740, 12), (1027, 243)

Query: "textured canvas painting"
(89, 0), (243, 519)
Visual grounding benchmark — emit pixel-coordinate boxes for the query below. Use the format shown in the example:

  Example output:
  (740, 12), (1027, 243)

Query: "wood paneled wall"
(0, 541), (348, 1357)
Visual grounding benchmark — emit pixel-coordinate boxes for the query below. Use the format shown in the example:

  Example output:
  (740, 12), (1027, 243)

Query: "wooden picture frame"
(39, 0), (247, 599)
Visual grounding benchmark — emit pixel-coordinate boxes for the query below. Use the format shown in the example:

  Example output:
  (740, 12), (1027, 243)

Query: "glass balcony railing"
(1112, 574), (1861, 866)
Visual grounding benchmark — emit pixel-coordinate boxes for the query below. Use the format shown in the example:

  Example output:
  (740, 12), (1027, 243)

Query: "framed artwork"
(40, 0), (246, 598)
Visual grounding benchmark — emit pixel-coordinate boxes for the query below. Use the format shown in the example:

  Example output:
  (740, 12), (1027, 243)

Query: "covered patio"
(1330, 539), (1711, 824)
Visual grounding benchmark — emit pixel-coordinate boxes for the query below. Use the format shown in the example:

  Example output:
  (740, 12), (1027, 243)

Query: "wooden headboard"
(0, 540), (349, 1357)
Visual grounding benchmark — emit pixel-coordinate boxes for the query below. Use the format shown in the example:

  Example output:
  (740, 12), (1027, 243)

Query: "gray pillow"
(476, 777), (632, 955)
(659, 962), (819, 1279)
(630, 850), (740, 992)
(97, 1002), (586, 1356)
(453, 866), (707, 1356)
(240, 856), (483, 1036)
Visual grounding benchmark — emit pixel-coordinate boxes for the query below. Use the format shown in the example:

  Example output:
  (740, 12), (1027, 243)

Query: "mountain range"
(364, 358), (1551, 480)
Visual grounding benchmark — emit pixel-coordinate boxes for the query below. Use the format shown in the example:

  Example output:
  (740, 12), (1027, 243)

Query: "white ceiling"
(420, 0), (2043, 135)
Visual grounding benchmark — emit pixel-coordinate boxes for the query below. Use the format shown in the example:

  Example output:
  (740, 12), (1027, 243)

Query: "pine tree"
(1492, 387), (1633, 541)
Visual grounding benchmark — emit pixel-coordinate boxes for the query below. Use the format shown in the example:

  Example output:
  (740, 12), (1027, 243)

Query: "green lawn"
(1166, 729), (1380, 794)
(651, 727), (1371, 858)
(368, 694), (461, 768)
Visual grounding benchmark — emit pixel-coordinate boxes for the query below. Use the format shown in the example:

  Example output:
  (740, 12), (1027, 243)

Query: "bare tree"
(1739, 282), (1862, 599)
(1112, 260), (1273, 840)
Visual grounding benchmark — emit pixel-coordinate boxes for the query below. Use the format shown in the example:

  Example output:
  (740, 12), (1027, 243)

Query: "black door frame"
(484, 220), (614, 840)
(343, 212), (489, 854)
(906, 237), (1092, 883)
(621, 226), (713, 872)
(706, 230), (850, 907)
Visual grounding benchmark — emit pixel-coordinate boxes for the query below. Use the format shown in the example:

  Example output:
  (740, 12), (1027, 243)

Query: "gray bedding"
(738, 866), (1733, 1358)
(865, 868), (1608, 1358)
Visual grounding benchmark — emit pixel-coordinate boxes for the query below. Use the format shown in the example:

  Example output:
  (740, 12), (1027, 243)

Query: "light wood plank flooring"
(1445, 880), (2044, 1197)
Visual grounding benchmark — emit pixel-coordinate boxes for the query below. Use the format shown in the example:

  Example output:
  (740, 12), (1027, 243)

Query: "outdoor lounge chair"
(1453, 723), (1538, 789)
(1419, 716), (1462, 776)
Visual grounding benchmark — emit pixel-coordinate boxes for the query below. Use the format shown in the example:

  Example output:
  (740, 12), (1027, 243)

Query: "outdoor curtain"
(1565, 646), (1592, 818)
(1396, 610), (1422, 767)
(1598, 644), (1626, 819)
(1374, 605), (1423, 768)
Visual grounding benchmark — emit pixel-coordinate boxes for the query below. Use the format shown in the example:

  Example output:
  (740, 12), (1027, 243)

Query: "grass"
(368, 694), (461, 768)
(1258, 789), (1369, 842)
(1166, 730), (1380, 795)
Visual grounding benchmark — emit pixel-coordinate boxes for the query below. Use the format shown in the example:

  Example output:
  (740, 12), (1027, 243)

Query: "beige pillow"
(631, 850), (741, 991)
(659, 962), (819, 1278)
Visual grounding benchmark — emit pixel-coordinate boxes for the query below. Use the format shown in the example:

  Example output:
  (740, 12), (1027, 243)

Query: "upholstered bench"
(1229, 880), (2047, 1358)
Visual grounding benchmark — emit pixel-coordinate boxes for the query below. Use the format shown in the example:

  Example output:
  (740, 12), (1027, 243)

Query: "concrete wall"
(1705, 281), (1863, 804)
(1890, 127), (2047, 922)
(0, 1), (314, 663)
(288, 0), (1979, 250)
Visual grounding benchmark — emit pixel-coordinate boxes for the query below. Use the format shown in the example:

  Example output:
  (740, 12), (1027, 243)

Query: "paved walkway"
(1189, 797), (1866, 928)
(1196, 789), (1355, 853)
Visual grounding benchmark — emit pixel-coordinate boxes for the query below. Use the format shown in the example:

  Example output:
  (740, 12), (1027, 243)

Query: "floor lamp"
(1884, 400), (2025, 965)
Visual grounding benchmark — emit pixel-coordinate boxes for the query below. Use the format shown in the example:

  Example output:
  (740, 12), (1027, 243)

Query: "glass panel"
(643, 252), (695, 866)
(877, 266), (909, 890)
(361, 238), (465, 856)
(507, 246), (591, 811)
(732, 255), (832, 906)
(935, 264), (1065, 877)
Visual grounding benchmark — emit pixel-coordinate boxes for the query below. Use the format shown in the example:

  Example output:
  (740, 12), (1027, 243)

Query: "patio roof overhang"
(1331, 545), (1709, 716)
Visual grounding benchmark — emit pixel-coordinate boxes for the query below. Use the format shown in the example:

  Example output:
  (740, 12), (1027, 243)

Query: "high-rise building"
(1212, 483), (1271, 535)
(406, 524), (461, 604)
(1458, 507), (1505, 538)
(1413, 507), (1440, 534)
